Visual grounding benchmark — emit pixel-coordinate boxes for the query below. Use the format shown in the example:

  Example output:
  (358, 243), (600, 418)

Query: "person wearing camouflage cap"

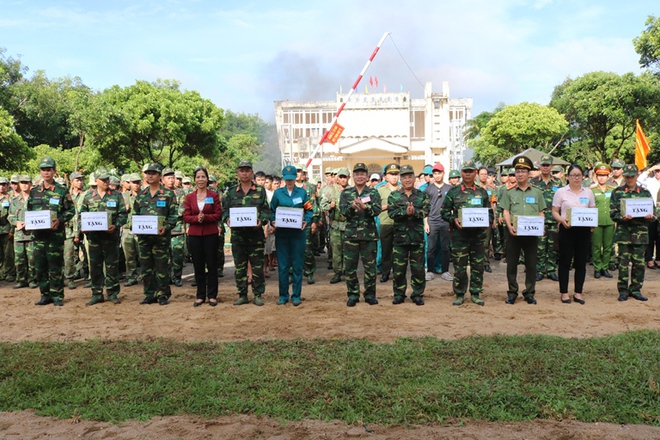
(377, 163), (401, 283)
(339, 162), (383, 306)
(387, 164), (430, 305)
(293, 163), (320, 285)
(133, 163), (179, 305)
(591, 163), (616, 280)
(0, 176), (16, 282)
(609, 164), (658, 302)
(161, 166), (186, 287)
(530, 154), (563, 282)
(121, 173), (144, 287)
(440, 159), (493, 306)
(174, 171), (184, 188)
(425, 162), (453, 282)
(608, 158), (625, 187)
(9, 174), (19, 197)
(222, 159), (271, 306)
(63, 170), (87, 290)
(319, 167), (350, 283)
(8, 175), (36, 288)
(30, 156), (76, 306)
(79, 168), (128, 305)
(476, 165), (498, 272)
(494, 167), (518, 258)
(206, 172), (225, 277)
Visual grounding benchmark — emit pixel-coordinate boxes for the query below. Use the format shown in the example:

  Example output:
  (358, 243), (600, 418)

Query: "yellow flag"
(635, 120), (651, 170)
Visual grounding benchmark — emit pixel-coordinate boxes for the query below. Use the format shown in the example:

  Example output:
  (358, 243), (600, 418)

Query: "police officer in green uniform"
(0, 177), (15, 282)
(320, 167), (350, 284)
(500, 155), (547, 305)
(133, 163), (179, 305)
(441, 160), (493, 306)
(388, 164), (429, 305)
(610, 164), (657, 301)
(591, 163), (616, 278)
(8, 175), (35, 289)
(339, 163), (382, 306)
(530, 154), (562, 281)
(80, 168), (128, 305)
(29, 156), (75, 306)
(222, 160), (271, 306)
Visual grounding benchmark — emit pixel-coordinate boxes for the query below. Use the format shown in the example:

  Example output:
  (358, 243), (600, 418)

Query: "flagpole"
(304, 32), (390, 169)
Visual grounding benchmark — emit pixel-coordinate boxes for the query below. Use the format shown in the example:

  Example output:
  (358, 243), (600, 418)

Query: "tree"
(84, 80), (225, 169)
(0, 107), (33, 171)
(634, 15), (660, 74)
(471, 102), (568, 164)
(0, 48), (28, 112)
(549, 71), (660, 165)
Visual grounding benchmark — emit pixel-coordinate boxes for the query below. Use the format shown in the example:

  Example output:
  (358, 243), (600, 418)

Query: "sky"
(1, 0), (658, 122)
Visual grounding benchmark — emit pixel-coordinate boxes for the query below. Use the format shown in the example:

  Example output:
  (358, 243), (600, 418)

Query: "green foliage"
(634, 15), (660, 74)
(0, 107), (33, 171)
(26, 144), (103, 176)
(472, 102), (568, 165)
(1, 332), (660, 425)
(0, 48), (28, 112)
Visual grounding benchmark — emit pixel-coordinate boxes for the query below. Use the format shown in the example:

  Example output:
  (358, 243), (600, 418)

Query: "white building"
(273, 81), (472, 178)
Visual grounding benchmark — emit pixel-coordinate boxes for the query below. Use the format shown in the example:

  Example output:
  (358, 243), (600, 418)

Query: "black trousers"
(506, 235), (538, 298)
(189, 234), (219, 300)
(558, 225), (591, 294)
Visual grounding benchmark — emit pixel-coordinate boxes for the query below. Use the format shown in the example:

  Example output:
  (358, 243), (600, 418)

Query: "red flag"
(635, 119), (651, 170)
(375, 76), (379, 87)
(369, 76), (373, 86)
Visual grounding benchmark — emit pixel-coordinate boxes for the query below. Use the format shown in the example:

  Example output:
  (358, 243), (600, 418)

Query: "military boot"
(471, 295), (485, 306)
(452, 296), (464, 306)
(253, 295), (264, 306)
(233, 295), (250, 306)
(86, 295), (105, 306)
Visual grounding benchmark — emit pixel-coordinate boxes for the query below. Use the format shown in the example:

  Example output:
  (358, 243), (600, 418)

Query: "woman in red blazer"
(183, 167), (222, 306)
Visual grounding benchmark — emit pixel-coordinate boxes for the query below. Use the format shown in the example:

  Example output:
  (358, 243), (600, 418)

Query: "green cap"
(129, 173), (142, 182)
(162, 167), (175, 176)
(121, 174), (130, 182)
(95, 168), (111, 180)
(175, 171), (184, 179)
(237, 160), (253, 169)
(540, 154), (553, 165)
(337, 167), (350, 177)
(39, 156), (56, 169)
(109, 175), (120, 186)
(18, 174), (31, 183)
(507, 168), (516, 176)
(622, 164), (638, 176)
(144, 163), (163, 173)
(399, 164), (415, 175)
(208, 173), (217, 183)
(551, 165), (563, 173)
(182, 177), (191, 184)
(611, 158), (625, 169)
(88, 174), (96, 186)
(384, 163), (400, 174)
(70, 171), (84, 180)
(0, 177), (8, 184)
(10, 174), (19, 183)
(324, 166), (334, 175)
(448, 170), (461, 178)
(461, 160), (477, 171)
(353, 163), (368, 173)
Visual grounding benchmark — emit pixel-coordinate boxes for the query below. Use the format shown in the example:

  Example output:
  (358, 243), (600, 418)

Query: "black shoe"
(618, 294), (628, 302)
(548, 273), (559, 282)
(327, 263), (333, 270)
(392, 297), (405, 305)
(484, 265), (492, 273)
(536, 272), (544, 281)
(124, 279), (138, 287)
(209, 299), (218, 307)
(191, 280), (197, 287)
(174, 279), (183, 287)
(631, 293), (648, 301)
(307, 275), (315, 285)
(158, 296), (169, 305)
(12, 282), (28, 289)
(330, 274), (342, 284)
(194, 300), (205, 307)
(412, 297), (425, 306)
(313, 251), (321, 256)
(609, 264), (617, 271)
(594, 270), (601, 279)
(561, 296), (571, 304)
(140, 297), (157, 305)
(35, 296), (53, 306)
(505, 297), (516, 305)
(573, 295), (585, 305)
(493, 254), (502, 261)
(525, 297), (537, 305)
(365, 297), (379, 305)
(601, 269), (613, 278)
(53, 299), (64, 306)
(347, 298), (358, 307)
(380, 274), (389, 282)
(217, 272), (224, 278)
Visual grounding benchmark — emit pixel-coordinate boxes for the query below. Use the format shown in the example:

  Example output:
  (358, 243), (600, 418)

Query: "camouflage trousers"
(137, 234), (171, 299)
(231, 236), (265, 297)
(13, 240), (35, 284)
(33, 233), (65, 300)
(169, 233), (185, 282)
(0, 233), (15, 279)
(344, 240), (377, 300)
(617, 243), (646, 297)
(63, 237), (80, 281)
(303, 226), (316, 276)
(88, 237), (120, 298)
(392, 242), (425, 299)
(536, 223), (558, 274)
(218, 229), (226, 275)
(121, 229), (139, 281)
(329, 228), (345, 276)
(451, 229), (487, 297)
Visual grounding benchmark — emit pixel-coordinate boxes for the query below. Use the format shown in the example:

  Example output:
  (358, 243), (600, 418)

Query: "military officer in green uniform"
(295, 164), (319, 284)
(209, 173), (226, 278)
(80, 168), (128, 305)
(441, 160), (493, 306)
(448, 170), (461, 186)
(591, 163), (616, 278)
(133, 163), (179, 305)
(387, 165), (429, 305)
(610, 164), (657, 301)
(64, 171), (86, 289)
(29, 156), (75, 306)
(122, 173), (142, 286)
(378, 163), (400, 282)
(530, 154), (562, 281)
(339, 163), (382, 306)
(0, 177), (15, 282)
(8, 175), (35, 289)
(320, 167), (350, 284)
(162, 168), (186, 286)
(500, 155), (547, 305)
(222, 160), (271, 306)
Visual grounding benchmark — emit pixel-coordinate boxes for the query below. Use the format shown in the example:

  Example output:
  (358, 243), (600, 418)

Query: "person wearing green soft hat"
(448, 170), (461, 186)
(161, 167), (186, 287)
(121, 173), (143, 287)
(8, 175), (36, 288)
(64, 170), (86, 290)
(320, 167), (350, 283)
(0, 176), (15, 283)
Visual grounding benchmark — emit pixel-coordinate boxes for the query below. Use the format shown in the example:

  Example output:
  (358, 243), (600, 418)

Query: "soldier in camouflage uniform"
(441, 160), (493, 306)
(8, 175), (35, 288)
(339, 163), (382, 306)
(295, 164), (319, 284)
(387, 165), (430, 305)
(209, 174), (226, 277)
(162, 168), (186, 286)
(29, 157), (75, 306)
(133, 163), (179, 305)
(320, 167), (350, 284)
(9, 175), (19, 197)
(0, 177), (16, 282)
(80, 169), (128, 305)
(222, 160), (271, 306)
(64, 171), (85, 289)
(609, 164), (657, 302)
(122, 173), (142, 286)
(530, 154), (562, 281)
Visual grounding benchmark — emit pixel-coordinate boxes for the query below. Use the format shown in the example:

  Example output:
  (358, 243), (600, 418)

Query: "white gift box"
(514, 215), (545, 236)
(276, 207), (304, 229)
(25, 210), (55, 231)
(131, 215), (162, 235)
(567, 207), (598, 227)
(459, 208), (489, 228)
(620, 198), (654, 218)
(81, 211), (111, 232)
(229, 207), (258, 227)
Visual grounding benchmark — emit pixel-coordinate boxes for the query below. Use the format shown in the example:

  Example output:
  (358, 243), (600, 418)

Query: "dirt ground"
(2, 253), (660, 438)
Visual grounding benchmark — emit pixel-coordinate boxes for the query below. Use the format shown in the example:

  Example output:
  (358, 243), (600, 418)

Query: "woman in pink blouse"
(551, 164), (596, 304)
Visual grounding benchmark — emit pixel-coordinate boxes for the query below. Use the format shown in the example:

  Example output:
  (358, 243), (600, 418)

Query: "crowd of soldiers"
(0, 153), (656, 307)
